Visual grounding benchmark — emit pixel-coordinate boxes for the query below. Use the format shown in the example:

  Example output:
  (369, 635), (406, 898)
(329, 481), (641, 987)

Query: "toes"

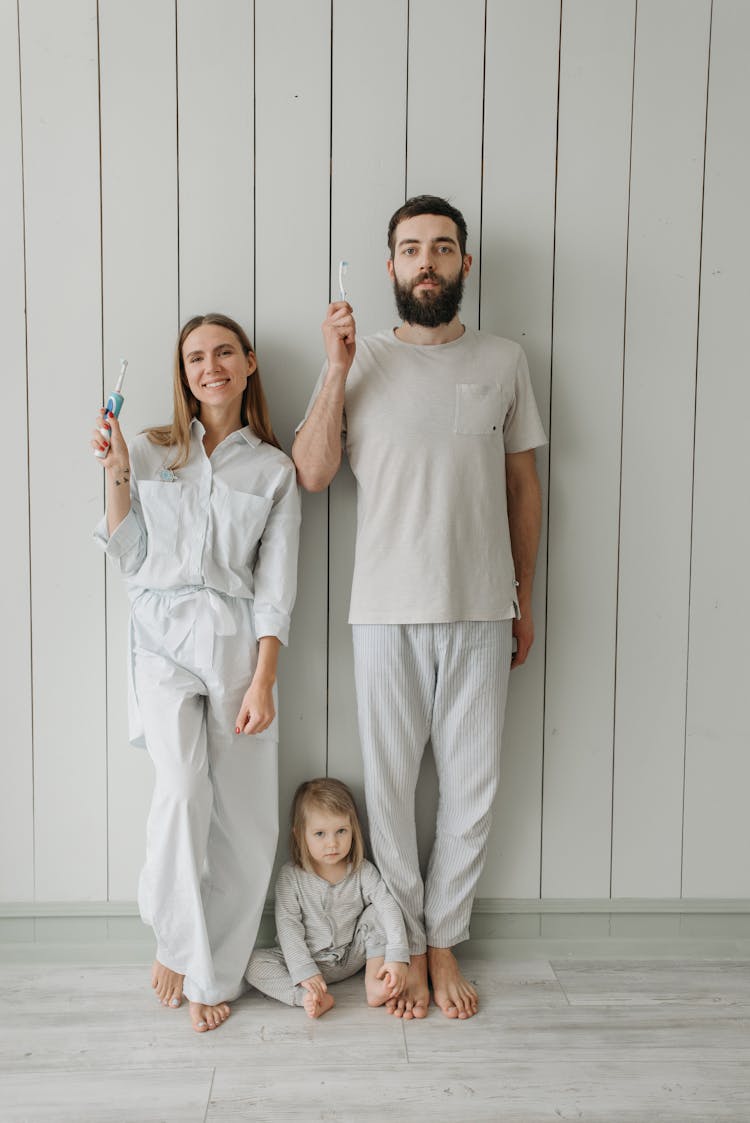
(190, 1002), (230, 1032)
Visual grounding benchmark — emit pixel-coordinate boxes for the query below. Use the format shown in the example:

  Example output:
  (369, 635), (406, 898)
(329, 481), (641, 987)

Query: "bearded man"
(293, 196), (546, 1020)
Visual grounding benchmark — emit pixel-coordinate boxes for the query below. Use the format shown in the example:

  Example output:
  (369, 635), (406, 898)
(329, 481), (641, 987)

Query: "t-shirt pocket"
(454, 383), (506, 436)
(139, 480), (182, 555)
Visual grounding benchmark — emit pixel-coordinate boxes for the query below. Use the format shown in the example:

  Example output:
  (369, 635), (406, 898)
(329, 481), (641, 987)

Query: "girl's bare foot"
(385, 953), (430, 1020)
(189, 1000), (231, 1032)
(303, 990), (335, 1019)
(151, 960), (184, 1008)
(428, 946), (478, 1019)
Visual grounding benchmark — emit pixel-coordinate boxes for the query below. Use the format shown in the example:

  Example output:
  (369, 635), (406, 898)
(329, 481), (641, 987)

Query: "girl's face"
(303, 808), (353, 873)
(181, 324), (256, 411)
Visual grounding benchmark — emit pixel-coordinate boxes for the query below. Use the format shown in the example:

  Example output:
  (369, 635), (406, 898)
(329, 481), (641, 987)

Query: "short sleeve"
(502, 345), (548, 454)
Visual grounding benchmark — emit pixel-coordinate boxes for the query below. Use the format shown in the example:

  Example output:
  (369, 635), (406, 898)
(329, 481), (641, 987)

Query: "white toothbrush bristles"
(338, 260), (349, 302)
(115, 358), (128, 393)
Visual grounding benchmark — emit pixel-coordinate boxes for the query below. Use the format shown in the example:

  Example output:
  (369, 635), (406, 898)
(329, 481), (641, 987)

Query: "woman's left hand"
(234, 676), (275, 735)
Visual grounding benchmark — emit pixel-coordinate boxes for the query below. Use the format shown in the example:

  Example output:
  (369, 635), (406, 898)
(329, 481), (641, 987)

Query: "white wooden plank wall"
(2, 0), (747, 906)
(611, 0), (711, 897)
(683, 0), (750, 896)
(20, 0), (107, 901)
(0, 0), (33, 899)
(99, 0), (179, 901)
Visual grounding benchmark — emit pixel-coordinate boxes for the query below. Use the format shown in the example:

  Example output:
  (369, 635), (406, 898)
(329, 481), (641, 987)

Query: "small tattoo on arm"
(113, 469), (130, 487)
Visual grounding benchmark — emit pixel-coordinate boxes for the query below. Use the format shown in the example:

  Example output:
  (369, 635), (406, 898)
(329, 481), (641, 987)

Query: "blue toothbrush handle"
(105, 392), (124, 418)
(94, 392), (125, 458)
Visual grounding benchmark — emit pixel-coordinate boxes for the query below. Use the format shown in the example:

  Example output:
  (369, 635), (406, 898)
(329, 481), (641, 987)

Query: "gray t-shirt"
(303, 327), (547, 624)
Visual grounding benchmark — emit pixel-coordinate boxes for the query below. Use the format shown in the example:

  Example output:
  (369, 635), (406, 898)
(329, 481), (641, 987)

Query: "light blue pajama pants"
(352, 620), (512, 955)
(133, 588), (278, 1007)
(246, 905), (386, 1006)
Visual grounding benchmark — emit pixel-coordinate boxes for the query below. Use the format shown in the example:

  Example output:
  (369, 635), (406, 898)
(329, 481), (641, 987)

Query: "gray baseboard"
(2, 899), (750, 964)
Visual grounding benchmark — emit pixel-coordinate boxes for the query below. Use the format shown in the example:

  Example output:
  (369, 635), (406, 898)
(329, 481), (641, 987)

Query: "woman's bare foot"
(385, 953), (430, 1020)
(428, 946), (478, 1019)
(151, 960), (184, 1008)
(303, 990), (335, 1019)
(189, 1000), (231, 1032)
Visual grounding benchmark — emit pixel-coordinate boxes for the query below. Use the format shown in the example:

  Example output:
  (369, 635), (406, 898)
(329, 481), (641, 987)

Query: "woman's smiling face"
(181, 323), (256, 410)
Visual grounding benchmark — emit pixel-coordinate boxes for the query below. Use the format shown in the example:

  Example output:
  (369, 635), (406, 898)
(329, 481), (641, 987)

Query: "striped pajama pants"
(352, 620), (512, 955)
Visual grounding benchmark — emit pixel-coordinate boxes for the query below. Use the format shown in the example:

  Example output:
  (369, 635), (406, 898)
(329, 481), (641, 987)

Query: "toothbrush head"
(115, 358), (129, 392)
(338, 260), (349, 302)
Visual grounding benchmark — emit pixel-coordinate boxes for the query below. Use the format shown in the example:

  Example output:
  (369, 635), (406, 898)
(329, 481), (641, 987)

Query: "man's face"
(387, 213), (471, 327)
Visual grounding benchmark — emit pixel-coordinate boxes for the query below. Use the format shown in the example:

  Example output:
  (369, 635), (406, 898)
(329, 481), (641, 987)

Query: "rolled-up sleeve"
(252, 464), (301, 645)
(92, 480), (148, 576)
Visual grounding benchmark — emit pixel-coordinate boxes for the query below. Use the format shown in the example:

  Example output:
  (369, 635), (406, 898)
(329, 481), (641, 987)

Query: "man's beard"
(393, 269), (465, 327)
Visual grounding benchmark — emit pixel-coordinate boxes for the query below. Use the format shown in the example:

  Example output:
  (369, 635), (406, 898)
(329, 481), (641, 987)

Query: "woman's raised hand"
(91, 408), (130, 472)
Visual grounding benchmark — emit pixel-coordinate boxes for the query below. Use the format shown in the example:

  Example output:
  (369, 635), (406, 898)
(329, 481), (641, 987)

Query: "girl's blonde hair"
(144, 312), (281, 469)
(290, 778), (365, 874)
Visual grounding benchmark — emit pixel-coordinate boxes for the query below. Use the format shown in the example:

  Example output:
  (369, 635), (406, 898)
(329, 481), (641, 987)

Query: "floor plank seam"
(202, 1066), (216, 1123)
(548, 959), (573, 1007)
(401, 1018), (410, 1063)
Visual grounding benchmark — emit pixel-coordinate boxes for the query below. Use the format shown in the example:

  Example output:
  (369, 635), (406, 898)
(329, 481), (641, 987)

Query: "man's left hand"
(511, 613), (534, 668)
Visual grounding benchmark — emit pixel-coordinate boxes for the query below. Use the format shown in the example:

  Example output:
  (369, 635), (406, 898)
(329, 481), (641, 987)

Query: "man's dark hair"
(387, 195), (468, 258)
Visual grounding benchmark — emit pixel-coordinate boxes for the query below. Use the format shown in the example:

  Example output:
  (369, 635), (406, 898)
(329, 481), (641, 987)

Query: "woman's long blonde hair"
(145, 313), (280, 468)
(290, 778), (365, 874)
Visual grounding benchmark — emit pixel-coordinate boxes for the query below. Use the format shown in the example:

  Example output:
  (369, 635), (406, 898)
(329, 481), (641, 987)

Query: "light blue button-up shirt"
(95, 420), (300, 646)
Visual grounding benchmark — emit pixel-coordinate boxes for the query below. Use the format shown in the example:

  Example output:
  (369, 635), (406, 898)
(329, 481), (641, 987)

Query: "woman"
(93, 314), (300, 1032)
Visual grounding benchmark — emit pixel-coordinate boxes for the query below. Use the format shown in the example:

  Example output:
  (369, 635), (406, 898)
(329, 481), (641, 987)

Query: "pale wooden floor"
(2, 935), (750, 1122)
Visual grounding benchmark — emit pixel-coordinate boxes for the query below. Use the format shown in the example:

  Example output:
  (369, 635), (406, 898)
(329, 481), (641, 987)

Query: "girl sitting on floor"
(246, 777), (409, 1018)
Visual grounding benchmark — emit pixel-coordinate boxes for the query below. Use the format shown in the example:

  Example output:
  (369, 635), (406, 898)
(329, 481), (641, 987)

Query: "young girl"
(92, 313), (300, 1034)
(246, 778), (410, 1018)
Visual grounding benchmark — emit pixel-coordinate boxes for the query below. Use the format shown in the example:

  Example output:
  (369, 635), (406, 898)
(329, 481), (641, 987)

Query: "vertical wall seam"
(477, 0), (488, 331)
(609, 0), (639, 899)
(252, 0), (257, 339)
(325, 0), (334, 775)
(175, 0), (181, 327)
(681, 0), (714, 899)
(404, 0), (410, 198)
(17, 0), (35, 902)
(540, 0), (564, 901)
(95, 0), (109, 902)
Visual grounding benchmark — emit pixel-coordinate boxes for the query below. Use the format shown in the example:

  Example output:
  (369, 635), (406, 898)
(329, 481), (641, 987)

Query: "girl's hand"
(234, 674), (275, 735)
(91, 409), (129, 472)
(300, 973), (328, 998)
(378, 961), (408, 997)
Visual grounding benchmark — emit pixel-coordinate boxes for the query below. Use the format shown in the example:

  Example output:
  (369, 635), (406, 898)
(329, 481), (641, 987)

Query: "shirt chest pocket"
(139, 480), (182, 555)
(454, 383), (506, 436)
(217, 487), (274, 569)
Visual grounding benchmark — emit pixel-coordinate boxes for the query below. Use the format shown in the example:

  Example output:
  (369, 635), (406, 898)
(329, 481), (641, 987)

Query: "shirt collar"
(189, 417), (261, 448)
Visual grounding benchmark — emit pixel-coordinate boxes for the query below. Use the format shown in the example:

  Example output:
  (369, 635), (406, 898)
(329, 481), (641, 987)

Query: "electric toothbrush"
(95, 358), (128, 459)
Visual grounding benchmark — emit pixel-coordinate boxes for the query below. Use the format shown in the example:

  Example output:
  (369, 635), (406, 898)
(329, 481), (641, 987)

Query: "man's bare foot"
(151, 960), (184, 1008)
(428, 946), (478, 1019)
(385, 953), (430, 1020)
(303, 990), (335, 1019)
(189, 1000), (231, 1032)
